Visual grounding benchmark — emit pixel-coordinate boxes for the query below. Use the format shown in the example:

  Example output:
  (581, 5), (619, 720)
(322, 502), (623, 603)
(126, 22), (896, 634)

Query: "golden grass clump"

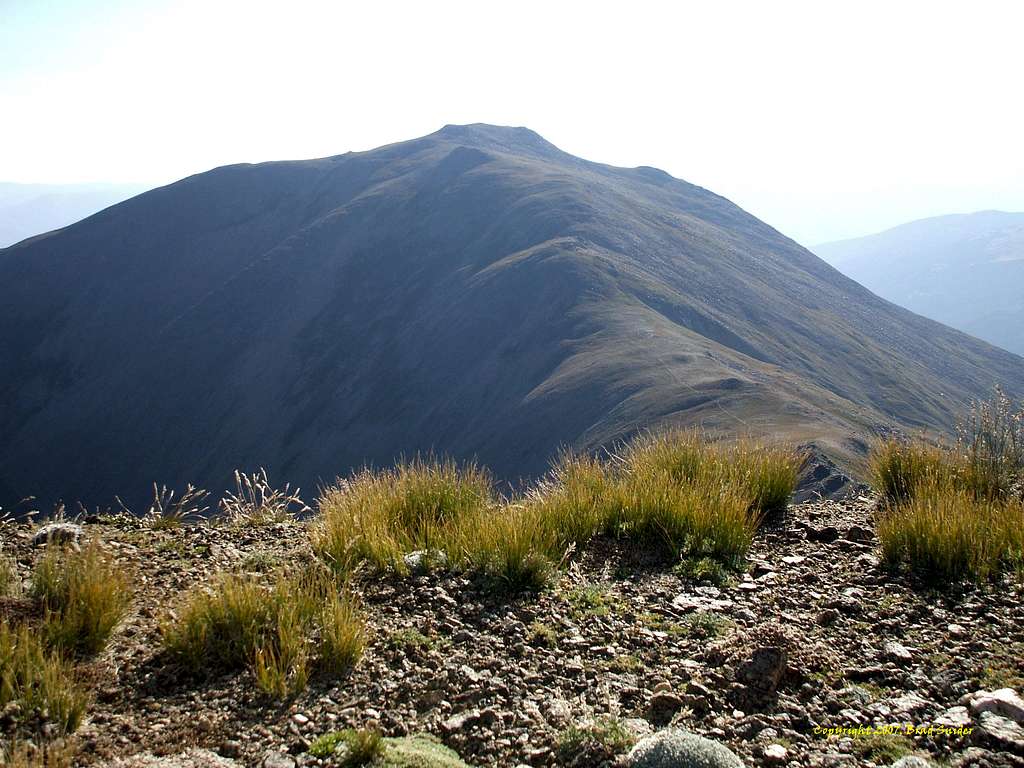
(311, 435), (800, 591)
(869, 437), (950, 505)
(311, 457), (496, 576)
(619, 430), (800, 518)
(162, 568), (365, 697)
(0, 621), (89, 738)
(29, 540), (130, 656)
(877, 476), (1024, 583)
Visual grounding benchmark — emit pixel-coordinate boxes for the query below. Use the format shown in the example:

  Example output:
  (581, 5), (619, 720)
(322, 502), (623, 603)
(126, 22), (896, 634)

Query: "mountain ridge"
(2, 125), (1022, 511)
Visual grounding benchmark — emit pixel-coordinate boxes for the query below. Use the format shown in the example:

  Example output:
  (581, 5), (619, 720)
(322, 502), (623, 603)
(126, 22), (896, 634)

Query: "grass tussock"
(877, 478), (1024, 583)
(136, 482), (210, 528)
(312, 434), (800, 590)
(30, 541), (130, 656)
(872, 389), (1024, 583)
(162, 568), (364, 697)
(311, 457), (496, 575)
(218, 468), (310, 527)
(1, 740), (78, 768)
(0, 621), (89, 738)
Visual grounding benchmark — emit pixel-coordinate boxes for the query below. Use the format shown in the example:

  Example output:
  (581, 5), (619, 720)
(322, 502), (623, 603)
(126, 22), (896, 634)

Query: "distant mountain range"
(815, 211), (1024, 356)
(0, 182), (149, 247)
(2, 125), (1022, 512)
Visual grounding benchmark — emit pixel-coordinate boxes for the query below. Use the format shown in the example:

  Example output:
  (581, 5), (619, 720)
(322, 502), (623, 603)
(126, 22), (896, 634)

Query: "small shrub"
(308, 728), (384, 764)
(956, 386), (1024, 501)
(877, 478), (1024, 583)
(30, 541), (130, 656)
(220, 469), (309, 527)
(0, 621), (89, 737)
(387, 627), (435, 653)
(556, 716), (637, 763)
(680, 611), (733, 640)
(527, 621), (558, 648)
(674, 556), (732, 586)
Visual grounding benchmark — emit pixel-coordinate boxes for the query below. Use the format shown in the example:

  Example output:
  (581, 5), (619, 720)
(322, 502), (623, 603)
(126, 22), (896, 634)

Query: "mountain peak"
(432, 123), (560, 156)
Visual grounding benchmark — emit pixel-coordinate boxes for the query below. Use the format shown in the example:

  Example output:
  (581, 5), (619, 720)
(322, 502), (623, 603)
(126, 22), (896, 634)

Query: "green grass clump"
(162, 569), (364, 696)
(308, 732), (467, 767)
(556, 716), (637, 763)
(30, 540), (130, 656)
(850, 732), (913, 764)
(877, 478), (1024, 583)
(312, 458), (495, 576)
(308, 728), (384, 764)
(0, 621), (89, 738)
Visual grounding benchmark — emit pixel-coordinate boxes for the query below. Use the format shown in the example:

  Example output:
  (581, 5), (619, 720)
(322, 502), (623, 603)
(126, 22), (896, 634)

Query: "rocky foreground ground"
(3, 497), (1024, 768)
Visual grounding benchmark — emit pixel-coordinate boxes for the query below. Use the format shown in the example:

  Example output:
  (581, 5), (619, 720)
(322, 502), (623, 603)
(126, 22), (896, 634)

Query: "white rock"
(935, 705), (971, 727)
(884, 641), (913, 662)
(762, 743), (788, 762)
(968, 688), (1024, 724)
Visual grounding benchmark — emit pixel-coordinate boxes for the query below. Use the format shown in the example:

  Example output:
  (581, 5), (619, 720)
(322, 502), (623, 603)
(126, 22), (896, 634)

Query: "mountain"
(0, 182), (150, 247)
(2, 124), (1022, 511)
(815, 211), (1024, 355)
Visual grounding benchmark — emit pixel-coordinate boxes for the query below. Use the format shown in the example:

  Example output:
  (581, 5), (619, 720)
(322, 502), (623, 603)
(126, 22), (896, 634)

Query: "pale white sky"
(2, 0), (1022, 244)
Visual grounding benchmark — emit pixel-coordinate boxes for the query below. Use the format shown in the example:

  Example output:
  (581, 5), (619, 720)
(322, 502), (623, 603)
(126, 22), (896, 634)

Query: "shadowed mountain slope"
(2, 125), (1022, 510)
(816, 211), (1024, 355)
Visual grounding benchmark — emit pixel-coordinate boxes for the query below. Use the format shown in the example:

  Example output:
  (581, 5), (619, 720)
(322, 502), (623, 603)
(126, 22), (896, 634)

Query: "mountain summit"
(2, 125), (1022, 510)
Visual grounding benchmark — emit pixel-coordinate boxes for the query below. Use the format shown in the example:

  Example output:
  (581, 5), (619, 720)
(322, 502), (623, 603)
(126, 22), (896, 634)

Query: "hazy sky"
(3, 0), (1023, 245)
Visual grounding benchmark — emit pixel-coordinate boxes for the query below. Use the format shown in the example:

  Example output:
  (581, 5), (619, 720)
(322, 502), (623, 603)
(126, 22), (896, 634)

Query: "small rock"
(290, 713), (309, 726)
(736, 646), (787, 695)
(816, 608), (840, 626)
(626, 729), (744, 768)
(403, 549), (448, 571)
(935, 705), (972, 727)
(649, 690), (685, 724)
(975, 711), (1024, 754)
(967, 688), (1024, 724)
(32, 522), (83, 547)
(442, 709), (481, 733)
(883, 641), (913, 662)
(781, 555), (805, 565)
(762, 743), (788, 762)
(891, 758), (934, 768)
(262, 753), (296, 768)
(807, 525), (840, 543)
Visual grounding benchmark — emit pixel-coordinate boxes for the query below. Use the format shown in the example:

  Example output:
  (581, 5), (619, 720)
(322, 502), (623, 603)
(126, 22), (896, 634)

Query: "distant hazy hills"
(0, 182), (149, 247)
(816, 211), (1024, 356)
(2, 125), (1022, 511)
